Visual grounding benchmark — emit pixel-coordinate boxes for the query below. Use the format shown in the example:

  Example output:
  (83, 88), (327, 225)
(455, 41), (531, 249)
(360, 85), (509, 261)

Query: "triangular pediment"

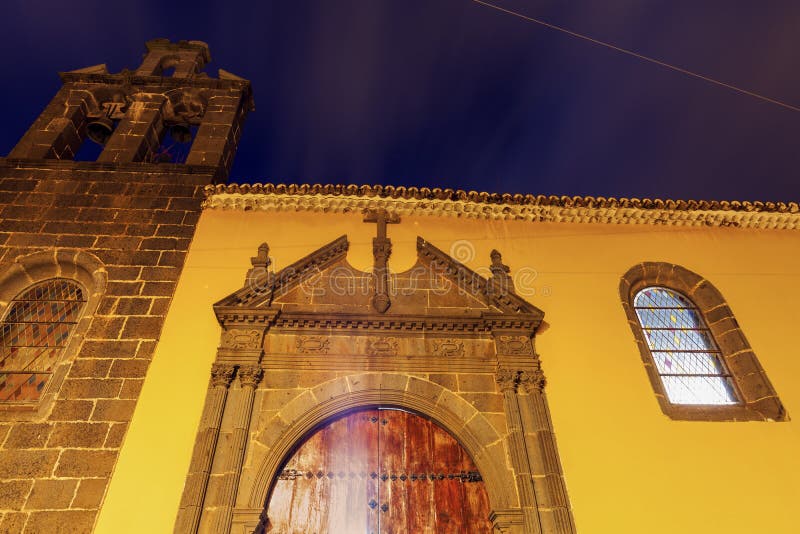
(214, 235), (543, 331)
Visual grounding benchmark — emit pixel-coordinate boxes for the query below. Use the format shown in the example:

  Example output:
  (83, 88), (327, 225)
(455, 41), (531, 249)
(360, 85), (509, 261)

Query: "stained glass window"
(633, 287), (737, 405)
(0, 279), (86, 402)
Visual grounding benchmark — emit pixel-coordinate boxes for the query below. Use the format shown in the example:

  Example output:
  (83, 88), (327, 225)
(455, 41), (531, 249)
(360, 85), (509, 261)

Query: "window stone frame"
(620, 262), (785, 422)
(0, 249), (107, 420)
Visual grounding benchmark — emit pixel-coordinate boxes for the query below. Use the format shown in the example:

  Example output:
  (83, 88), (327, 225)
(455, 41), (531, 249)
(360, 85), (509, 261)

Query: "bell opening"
(87, 117), (114, 145)
(170, 123), (193, 144)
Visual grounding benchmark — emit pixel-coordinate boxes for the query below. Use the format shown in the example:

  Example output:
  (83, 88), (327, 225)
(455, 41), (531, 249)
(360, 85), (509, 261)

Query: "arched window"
(0, 279), (87, 402)
(620, 262), (785, 421)
(633, 287), (736, 405)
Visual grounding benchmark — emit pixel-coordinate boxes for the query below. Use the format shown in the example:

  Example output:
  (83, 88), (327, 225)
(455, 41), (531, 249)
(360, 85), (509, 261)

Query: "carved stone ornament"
(363, 209), (400, 314)
(495, 335), (533, 356)
(518, 369), (546, 394)
(432, 339), (465, 358)
(237, 365), (264, 388)
(495, 367), (518, 393)
(365, 337), (399, 357)
(489, 249), (513, 293)
(220, 328), (263, 350)
(295, 335), (330, 354)
(210, 363), (236, 388)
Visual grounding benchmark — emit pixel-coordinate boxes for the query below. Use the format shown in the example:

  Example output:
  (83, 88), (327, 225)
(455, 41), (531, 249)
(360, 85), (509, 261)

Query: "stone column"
(185, 91), (246, 178)
(9, 86), (89, 160)
(518, 370), (576, 534)
(213, 365), (263, 533)
(175, 364), (236, 533)
(496, 367), (542, 534)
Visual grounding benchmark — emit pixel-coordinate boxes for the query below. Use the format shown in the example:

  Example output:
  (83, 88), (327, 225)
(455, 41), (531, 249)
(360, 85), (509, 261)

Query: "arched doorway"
(265, 407), (492, 533)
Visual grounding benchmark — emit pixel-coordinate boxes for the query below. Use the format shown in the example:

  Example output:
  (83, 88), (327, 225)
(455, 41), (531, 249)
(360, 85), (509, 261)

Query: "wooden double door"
(265, 408), (492, 533)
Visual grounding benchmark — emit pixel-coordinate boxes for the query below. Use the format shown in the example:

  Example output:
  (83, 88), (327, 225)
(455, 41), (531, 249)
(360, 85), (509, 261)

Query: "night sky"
(2, 1), (799, 201)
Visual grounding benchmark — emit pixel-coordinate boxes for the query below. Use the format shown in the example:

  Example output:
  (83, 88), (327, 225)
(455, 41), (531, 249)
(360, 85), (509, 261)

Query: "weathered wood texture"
(266, 408), (491, 533)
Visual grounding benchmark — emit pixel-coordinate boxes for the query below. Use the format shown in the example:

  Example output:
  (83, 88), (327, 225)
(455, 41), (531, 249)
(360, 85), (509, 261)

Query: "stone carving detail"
(238, 365), (264, 388)
(432, 339), (465, 358)
(295, 336), (330, 354)
(495, 367), (518, 393)
(210, 363), (236, 388)
(365, 337), (399, 357)
(518, 369), (546, 394)
(489, 249), (513, 294)
(495, 335), (533, 356)
(220, 328), (263, 350)
(363, 209), (400, 313)
(246, 242), (271, 285)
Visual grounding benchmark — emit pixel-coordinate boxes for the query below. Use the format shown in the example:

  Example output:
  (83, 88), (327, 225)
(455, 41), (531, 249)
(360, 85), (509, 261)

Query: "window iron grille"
(633, 287), (737, 405)
(0, 279), (86, 402)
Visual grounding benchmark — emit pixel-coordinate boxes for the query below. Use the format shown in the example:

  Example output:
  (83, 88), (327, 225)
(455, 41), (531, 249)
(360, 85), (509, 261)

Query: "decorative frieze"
(295, 335), (330, 354)
(432, 338), (465, 358)
(220, 328), (263, 350)
(365, 336), (399, 357)
(496, 335), (533, 356)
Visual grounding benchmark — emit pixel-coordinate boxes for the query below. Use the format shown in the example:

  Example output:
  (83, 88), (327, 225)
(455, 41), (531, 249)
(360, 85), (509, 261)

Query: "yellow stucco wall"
(97, 208), (800, 533)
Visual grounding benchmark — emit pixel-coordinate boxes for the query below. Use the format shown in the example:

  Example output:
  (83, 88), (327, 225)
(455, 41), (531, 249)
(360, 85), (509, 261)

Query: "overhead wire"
(471, 0), (800, 113)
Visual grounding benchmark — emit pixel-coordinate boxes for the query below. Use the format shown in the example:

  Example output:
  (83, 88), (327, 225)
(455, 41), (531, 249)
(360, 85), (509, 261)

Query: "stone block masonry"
(0, 37), (252, 532)
(0, 161), (211, 533)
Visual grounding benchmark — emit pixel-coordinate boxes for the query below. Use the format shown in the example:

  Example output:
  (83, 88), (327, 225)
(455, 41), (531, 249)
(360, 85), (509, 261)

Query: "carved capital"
(518, 369), (546, 394)
(238, 365), (263, 388)
(495, 367), (518, 393)
(210, 363), (236, 388)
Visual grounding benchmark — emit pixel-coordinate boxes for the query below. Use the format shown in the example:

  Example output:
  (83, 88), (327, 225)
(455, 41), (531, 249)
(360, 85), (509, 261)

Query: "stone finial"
(250, 243), (270, 270)
(246, 243), (271, 285)
(490, 249), (513, 293)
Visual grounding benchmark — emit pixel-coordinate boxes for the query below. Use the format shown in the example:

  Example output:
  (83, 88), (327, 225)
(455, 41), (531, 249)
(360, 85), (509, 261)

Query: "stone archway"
(264, 406), (492, 532)
(175, 232), (575, 534)
(245, 374), (519, 523)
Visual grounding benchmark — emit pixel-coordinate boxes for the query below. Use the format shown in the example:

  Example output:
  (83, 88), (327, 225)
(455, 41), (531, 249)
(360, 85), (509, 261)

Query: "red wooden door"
(266, 408), (492, 533)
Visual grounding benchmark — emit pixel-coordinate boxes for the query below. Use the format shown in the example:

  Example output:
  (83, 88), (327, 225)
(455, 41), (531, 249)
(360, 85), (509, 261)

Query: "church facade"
(0, 41), (798, 534)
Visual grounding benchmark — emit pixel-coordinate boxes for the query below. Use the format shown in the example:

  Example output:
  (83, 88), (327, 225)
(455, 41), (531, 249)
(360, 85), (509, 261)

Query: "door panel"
(266, 408), (491, 534)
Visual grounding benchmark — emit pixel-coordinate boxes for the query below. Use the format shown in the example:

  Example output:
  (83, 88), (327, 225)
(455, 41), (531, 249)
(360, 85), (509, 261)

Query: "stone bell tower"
(0, 40), (252, 532)
(8, 38), (252, 179)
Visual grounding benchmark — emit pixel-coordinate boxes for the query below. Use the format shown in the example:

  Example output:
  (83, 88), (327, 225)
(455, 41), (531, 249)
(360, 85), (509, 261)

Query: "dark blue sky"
(2, 1), (799, 200)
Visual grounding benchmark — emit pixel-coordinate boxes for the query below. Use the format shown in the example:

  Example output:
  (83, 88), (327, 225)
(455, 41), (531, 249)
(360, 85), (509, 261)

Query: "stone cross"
(363, 209), (400, 313)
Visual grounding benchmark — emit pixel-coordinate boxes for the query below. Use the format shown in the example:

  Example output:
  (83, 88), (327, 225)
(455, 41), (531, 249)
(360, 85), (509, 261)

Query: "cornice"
(58, 71), (251, 93)
(203, 183), (800, 230)
(417, 237), (543, 318)
(272, 311), (541, 334)
(213, 235), (349, 312)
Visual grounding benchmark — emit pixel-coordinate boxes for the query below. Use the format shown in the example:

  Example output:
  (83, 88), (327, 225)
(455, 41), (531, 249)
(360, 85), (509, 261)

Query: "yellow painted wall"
(97, 208), (800, 533)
